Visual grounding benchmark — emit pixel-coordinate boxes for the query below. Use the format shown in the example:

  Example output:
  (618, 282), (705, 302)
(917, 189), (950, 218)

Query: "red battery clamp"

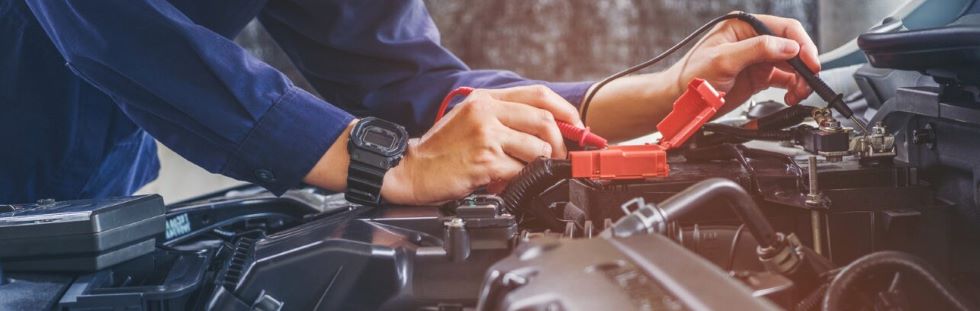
(570, 78), (726, 180)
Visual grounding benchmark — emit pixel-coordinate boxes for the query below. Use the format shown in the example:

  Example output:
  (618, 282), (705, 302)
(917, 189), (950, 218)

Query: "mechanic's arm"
(259, 0), (592, 137)
(24, 0), (355, 196)
(261, 0), (588, 203)
(25, 0), (575, 205)
(584, 14), (821, 141)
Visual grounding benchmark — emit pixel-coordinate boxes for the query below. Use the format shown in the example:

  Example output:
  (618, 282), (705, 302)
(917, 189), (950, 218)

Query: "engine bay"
(4, 8), (980, 311)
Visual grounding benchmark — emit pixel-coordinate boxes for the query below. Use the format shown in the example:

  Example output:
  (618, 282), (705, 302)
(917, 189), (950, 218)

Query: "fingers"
(499, 127), (553, 163)
(749, 65), (813, 105)
(751, 14), (820, 73)
(481, 85), (584, 127)
(770, 68), (813, 105)
(719, 35), (801, 75)
(494, 100), (566, 158)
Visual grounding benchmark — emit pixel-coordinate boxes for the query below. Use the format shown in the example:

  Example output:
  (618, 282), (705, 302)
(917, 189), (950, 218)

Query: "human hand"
(665, 13), (820, 114)
(380, 85), (582, 205)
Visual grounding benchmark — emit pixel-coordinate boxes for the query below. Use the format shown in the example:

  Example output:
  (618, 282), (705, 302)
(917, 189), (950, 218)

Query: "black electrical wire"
(580, 12), (746, 123)
(822, 251), (975, 311)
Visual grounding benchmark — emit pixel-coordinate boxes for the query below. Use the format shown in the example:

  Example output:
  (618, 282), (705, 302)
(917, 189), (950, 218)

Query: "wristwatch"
(346, 117), (409, 206)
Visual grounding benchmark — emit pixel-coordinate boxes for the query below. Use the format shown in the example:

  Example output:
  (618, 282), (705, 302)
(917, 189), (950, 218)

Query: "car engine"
(3, 6), (980, 311)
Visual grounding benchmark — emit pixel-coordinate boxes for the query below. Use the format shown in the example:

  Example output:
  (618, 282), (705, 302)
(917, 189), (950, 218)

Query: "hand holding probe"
(579, 11), (869, 134)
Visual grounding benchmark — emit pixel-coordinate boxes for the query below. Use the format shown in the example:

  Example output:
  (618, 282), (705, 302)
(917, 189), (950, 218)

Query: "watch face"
(364, 127), (397, 150)
(352, 117), (408, 157)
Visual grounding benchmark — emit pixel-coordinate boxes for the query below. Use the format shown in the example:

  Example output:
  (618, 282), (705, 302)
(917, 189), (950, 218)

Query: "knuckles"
(787, 18), (804, 30)
(526, 84), (552, 98)
(757, 35), (775, 50)
(537, 109), (556, 124)
(457, 97), (493, 119)
(471, 147), (499, 167)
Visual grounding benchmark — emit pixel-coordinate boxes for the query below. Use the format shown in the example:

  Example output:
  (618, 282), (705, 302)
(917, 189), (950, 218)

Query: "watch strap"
(346, 157), (387, 206)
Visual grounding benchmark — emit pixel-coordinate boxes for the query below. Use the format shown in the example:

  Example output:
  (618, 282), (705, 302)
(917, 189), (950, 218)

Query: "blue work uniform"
(0, 0), (591, 203)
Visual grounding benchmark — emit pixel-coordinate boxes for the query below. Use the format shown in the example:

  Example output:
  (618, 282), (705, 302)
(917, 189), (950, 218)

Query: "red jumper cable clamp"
(570, 78), (726, 180)
(435, 87), (608, 149)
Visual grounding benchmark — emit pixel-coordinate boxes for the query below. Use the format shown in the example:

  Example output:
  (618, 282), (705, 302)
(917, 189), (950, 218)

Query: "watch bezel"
(350, 117), (408, 159)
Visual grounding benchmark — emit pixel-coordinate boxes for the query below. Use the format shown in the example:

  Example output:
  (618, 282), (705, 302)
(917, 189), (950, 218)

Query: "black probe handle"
(735, 13), (854, 118)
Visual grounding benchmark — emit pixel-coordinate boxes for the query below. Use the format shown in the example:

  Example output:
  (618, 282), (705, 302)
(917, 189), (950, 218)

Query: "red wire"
(435, 87), (607, 149)
(434, 86), (474, 123)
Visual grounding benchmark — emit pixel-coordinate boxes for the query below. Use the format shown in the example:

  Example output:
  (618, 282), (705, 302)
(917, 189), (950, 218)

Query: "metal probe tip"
(849, 116), (869, 134)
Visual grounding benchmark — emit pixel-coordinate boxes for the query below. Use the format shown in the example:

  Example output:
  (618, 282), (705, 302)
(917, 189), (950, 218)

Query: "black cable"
(580, 12), (746, 123)
(822, 251), (975, 311)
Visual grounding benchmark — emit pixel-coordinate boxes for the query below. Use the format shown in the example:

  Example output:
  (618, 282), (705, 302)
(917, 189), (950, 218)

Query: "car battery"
(0, 195), (165, 272)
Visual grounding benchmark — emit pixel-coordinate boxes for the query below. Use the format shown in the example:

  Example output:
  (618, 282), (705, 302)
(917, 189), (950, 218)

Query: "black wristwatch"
(346, 117), (409, 206)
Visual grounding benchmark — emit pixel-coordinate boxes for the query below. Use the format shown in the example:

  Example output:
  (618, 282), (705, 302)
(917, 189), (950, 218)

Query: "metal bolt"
(806, 155), (825, 255)
(807, 156), (819, 197)
(873, 122), (886, 135)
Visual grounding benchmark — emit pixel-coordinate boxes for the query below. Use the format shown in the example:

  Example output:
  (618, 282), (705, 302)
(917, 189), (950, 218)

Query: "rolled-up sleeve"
(259, 0), (594, 136)
(25, 0), (354, 194)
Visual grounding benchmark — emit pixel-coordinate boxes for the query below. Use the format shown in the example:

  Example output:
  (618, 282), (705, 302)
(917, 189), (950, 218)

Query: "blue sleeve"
(25, 0), (355, 194)
(258, 0), (594, 136)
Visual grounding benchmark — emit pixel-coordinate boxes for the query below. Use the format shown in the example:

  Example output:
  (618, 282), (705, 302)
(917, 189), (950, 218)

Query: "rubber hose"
(499, 158), (571, 217)
(606, 178), (780, 249)
(822, 251), (974, 311)
(703, 123), (795, 141)
(656, 178), (780, 248)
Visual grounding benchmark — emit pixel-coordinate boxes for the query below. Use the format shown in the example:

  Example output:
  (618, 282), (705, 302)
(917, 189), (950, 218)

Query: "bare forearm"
(582, 71), (682, 142)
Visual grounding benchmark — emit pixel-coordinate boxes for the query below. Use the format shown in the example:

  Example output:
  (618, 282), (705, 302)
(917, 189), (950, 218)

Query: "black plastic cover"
(0, 195), (165, 271)
(1, 239), (157, 272)
(858, 14), (980, 85)
(0, 195), (164, 239)
(58, 248), (215, 310)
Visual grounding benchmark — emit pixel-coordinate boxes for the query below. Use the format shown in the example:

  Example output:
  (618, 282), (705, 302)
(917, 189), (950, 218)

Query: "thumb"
(720, 35), (800, 74)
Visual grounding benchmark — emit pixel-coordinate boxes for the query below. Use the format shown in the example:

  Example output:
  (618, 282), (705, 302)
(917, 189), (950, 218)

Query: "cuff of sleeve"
(544, 81), (595, 109)
(222, 87), (355, 195)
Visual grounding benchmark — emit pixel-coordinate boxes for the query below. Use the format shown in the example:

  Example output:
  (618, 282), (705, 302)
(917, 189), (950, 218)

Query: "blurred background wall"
(138, 0), (906, 203)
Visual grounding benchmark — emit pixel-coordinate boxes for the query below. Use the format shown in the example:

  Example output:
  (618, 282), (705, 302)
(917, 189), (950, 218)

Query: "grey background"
(138, 0), (905, 202)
